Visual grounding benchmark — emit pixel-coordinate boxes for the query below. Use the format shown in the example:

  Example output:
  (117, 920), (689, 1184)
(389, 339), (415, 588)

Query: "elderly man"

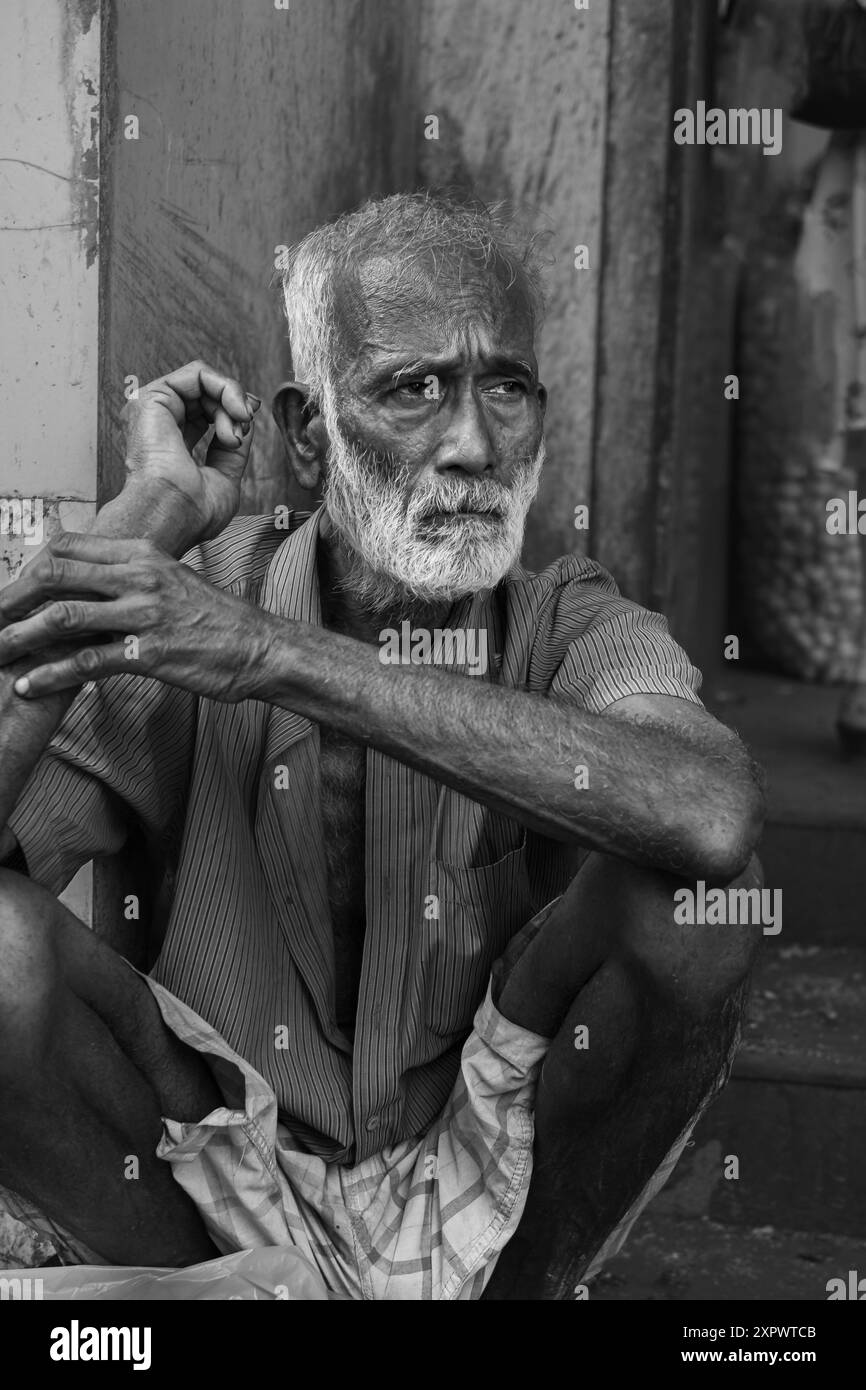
(0, 193), (764, 1301)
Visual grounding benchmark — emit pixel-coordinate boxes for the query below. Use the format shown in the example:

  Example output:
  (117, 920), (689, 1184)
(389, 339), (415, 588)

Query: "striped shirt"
(9, 507), (702, 1164)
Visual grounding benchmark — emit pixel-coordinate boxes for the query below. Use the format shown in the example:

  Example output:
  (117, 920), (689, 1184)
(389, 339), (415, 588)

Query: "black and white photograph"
(0, 0), (864, 1353)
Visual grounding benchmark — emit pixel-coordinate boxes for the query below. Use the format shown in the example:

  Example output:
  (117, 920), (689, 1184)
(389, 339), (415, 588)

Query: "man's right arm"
(0, 361), (260, 855)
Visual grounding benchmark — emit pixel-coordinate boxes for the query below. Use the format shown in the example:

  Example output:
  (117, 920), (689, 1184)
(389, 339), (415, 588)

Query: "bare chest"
(318, 727), (367, 1036)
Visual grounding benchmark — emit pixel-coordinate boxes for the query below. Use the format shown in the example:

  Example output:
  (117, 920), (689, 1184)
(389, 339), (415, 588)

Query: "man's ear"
(271, 381), (329, 491)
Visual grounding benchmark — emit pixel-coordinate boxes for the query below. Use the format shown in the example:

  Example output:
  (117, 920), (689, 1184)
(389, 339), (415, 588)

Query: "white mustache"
(414, 498), (505, 519)
(410, 476), (531, 521)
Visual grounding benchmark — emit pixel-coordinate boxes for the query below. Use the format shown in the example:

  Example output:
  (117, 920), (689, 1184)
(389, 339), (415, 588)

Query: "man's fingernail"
(14, 676), (30, 696)
(246, 394), (262, 413)
(233, 426), (244, 444)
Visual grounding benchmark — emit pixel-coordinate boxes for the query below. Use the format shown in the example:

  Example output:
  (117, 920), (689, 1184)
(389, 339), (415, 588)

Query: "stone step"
(704, 672), (866, 946)
(654, 945), (866, 1238)
(591, 1209), (863, 1301)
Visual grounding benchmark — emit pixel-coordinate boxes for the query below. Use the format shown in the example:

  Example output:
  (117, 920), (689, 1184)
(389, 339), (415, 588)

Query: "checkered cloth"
(0, 972), (734, 1299)
(145, 975), (548, 1301)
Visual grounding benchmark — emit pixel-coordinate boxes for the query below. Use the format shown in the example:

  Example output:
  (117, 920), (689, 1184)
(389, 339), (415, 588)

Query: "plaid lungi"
(142, 976), (548, 1301)
(0, 973), (730, 1298)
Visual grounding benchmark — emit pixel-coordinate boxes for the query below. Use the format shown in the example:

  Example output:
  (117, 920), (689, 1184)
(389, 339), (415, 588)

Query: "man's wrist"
(251, 614), (306, 705)
(93, 475), (205, 556)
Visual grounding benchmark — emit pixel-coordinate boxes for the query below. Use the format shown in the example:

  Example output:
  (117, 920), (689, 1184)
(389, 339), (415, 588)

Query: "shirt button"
(366, 1114), (382, 1132)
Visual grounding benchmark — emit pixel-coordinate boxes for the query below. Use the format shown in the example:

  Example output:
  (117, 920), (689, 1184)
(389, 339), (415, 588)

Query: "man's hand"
(0, 361), (264, 832)
(0, 534), (278, 704)
(121, 360), (261, 543)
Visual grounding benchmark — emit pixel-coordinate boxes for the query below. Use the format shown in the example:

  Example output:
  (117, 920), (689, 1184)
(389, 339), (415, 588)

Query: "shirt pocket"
(420, 838), (534, 1040)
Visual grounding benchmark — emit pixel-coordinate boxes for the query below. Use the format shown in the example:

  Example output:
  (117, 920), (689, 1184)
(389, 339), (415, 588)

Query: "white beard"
(321, 414), (544, 616)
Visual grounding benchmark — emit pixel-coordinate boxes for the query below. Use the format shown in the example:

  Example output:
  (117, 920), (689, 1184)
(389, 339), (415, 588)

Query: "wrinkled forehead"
(330, 249), (537, 379)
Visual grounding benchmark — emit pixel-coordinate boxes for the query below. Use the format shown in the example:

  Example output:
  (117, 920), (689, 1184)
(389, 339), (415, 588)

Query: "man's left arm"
(0, 542), (764, 885)
(256, 625), (764, 884)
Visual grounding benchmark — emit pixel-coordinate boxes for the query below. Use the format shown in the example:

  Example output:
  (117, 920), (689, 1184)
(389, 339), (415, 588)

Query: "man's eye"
(394, 380), (429, 397)
(488, 380), (526, 396)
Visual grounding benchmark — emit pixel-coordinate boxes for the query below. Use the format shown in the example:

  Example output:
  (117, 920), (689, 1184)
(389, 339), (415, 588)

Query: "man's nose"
(434, 390), (496, 476)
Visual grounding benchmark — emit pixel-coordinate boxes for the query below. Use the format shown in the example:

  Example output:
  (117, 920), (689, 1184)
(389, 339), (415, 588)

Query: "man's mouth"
(419, 504), (503, 521)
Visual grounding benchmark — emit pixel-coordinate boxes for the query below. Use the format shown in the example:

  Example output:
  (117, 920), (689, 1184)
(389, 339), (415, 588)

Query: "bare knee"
(0, 867), (60, 964)
(590, 852), (764, 1013)
(0, 868), (64, 1068)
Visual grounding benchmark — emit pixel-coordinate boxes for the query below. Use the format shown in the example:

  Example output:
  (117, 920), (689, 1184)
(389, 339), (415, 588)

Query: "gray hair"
(277, 191), (547, 412)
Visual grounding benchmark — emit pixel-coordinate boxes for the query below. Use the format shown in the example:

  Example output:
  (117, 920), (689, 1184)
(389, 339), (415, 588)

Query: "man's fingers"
(203, 414), (255, 481)
(130, 363), (262, 458)
(43, 534), (155, 565)
(0, 557), (125, 623)
(159, 362), (252, 424)
(212, 404), (248, 449)
(13, 643), (130, 699)
(199, 366), (250, 422)
(0, 535), (151, 626)
(0, 598), (140, 664)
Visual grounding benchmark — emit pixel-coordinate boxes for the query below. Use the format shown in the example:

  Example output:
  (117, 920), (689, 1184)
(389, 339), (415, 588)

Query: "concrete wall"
(0, 0), (100, 927)
(0, 0), (100, 525)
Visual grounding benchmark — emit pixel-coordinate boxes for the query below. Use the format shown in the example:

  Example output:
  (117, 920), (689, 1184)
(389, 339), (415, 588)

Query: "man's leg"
(481, 851), (762, 1300)
(0, 868), (224, 1265)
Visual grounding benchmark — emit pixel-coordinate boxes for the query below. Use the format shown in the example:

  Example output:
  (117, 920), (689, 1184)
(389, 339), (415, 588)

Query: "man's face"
(319, 253), (547, 609)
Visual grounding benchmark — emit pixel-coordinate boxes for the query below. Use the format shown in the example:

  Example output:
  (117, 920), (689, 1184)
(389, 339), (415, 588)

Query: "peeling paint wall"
(0, 0), (100, 925)
(0, 0), (100, 510)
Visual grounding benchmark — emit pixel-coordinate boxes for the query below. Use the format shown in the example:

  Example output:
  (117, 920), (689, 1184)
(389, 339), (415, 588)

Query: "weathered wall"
(0, 0), (100, 1267)
(100, 0), (417, 516)
(591, 0), (688, 614)
(0, 0), (99, 927)
(0, 0), (100, 560)
(413, 0), (611, 573)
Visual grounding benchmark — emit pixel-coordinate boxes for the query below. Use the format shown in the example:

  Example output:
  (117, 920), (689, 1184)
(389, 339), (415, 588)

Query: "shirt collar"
(259, 506), (326, 628)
